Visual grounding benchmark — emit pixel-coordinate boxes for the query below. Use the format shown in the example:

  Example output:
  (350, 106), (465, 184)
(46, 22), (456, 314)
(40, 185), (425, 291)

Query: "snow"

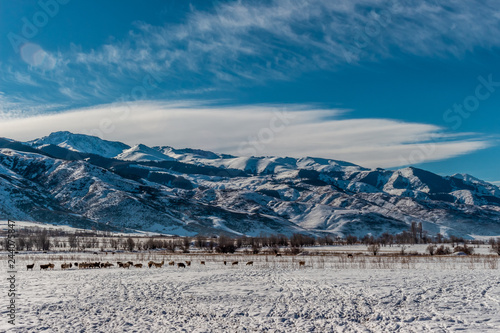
(0, 220), (170, 237)
(27, 131), (130, 158)
(115, 144), (176, 162)
(207, 216), (244, 236)
(2, 253), (499, 332)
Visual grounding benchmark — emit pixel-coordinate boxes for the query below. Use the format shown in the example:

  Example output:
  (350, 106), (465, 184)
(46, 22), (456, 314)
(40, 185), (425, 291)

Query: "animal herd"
(27, 259), (278, 271)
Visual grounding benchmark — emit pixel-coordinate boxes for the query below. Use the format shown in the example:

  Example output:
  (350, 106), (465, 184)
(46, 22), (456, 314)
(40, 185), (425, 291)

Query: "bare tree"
(216, 235), (237, 253)
(34, 230), (50, 251)
(346, 235), (358, 245)
(182, 237), (191, 253)
(109, 238), (119, 250)
(68, 234), (78, 250)
(126, 237), (135, 251)
(410, 222), (418, 244)
(195, 235), (204, 249)
(436, 233), (443, 243)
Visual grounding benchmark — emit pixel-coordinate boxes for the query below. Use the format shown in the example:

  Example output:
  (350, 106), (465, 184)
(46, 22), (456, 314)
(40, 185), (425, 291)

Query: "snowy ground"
(2, 253), (500, 332)
(0, 220), (158, 236)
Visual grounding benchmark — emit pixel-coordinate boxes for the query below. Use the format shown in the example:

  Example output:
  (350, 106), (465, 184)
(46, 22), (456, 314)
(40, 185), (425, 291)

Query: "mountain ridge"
(0, 131), (498, 238)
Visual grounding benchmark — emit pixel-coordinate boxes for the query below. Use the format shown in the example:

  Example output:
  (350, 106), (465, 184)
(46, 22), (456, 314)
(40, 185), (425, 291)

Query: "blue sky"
(0, 0), (499, 183)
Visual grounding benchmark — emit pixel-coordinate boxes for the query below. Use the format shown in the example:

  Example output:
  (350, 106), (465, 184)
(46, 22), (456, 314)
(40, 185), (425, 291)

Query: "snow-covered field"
(2, 253), (500, 332)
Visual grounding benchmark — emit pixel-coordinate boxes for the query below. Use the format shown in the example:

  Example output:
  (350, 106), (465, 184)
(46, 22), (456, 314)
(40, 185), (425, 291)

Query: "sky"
(0, 0), (499, 184)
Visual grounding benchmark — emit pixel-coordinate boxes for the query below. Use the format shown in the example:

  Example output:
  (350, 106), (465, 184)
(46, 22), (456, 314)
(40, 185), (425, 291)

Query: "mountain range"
(1, 131), (499, 239)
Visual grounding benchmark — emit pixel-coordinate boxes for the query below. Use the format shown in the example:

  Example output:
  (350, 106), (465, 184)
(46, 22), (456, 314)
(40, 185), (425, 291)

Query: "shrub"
(435, 245), (451, 255)
(454, 244), (474, 255)
(367, 244), (380, 256)
(286, 247), (301, 255)
(426, 244), (436, 255)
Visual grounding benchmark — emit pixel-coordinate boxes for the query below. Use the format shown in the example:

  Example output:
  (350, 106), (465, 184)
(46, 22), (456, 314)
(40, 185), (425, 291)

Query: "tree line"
(2, 223), (499, 255)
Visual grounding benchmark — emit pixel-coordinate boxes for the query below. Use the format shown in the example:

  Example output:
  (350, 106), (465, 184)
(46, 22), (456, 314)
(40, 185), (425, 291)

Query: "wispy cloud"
(4, 0), (500, 105)
(0, 91), (67, 119)
(0, 101), (491, 168)
(66, 0), (500, 82)
(0, 65), (39, 87)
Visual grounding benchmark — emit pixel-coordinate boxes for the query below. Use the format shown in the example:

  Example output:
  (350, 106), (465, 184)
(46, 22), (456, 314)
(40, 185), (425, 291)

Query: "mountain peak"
(116, 144), (176, 162)
(27, 131), (131, 158)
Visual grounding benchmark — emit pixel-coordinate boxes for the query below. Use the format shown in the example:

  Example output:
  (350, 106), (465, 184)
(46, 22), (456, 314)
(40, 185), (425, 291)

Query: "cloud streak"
(0, 101), (490, 169)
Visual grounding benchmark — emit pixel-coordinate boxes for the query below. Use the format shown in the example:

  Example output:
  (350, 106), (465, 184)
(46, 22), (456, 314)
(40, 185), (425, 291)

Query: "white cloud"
(20, 43), (57, 71)
(0, 101), (490, 168)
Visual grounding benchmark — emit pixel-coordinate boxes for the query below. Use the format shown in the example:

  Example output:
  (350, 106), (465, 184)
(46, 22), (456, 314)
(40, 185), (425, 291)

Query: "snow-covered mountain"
(1, 131), (500, 238)
(29, 131), (130, 158)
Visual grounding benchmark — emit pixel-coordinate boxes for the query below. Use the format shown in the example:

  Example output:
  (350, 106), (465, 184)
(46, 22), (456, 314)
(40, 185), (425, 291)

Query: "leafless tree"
(126, 237), (135, 251)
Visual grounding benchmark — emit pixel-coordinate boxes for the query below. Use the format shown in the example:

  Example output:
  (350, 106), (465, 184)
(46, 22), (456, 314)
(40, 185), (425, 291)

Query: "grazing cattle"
(299, 261), (305, 267)
(74, 262), (78, 267)
(200, 261), (205, 265)
(347, 254), (353, 258)
(27, 263), (34, 271)
(276, 253), (282, 257)
(246, 261), (253, 266)
(102, 262), (113, 268)
(117, 262), (124, 268)
(168, 261), (175, 266)
(185, 261), (191, 266)
(122, 263), (131, 269)
(40, 264), (50, 270)
(127, 261), (133, 266)
(134, 263), (143, 268)
(177, 263), (186, 268)
(224, 261), (227, 265)
(232, 261), (238, 266)
(48, 263), (55, 270)
(93, 252), (98, 255)
(148, 261), (154, 268)
(61, 263), (71, 270)
(152, 260), (164, 268)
